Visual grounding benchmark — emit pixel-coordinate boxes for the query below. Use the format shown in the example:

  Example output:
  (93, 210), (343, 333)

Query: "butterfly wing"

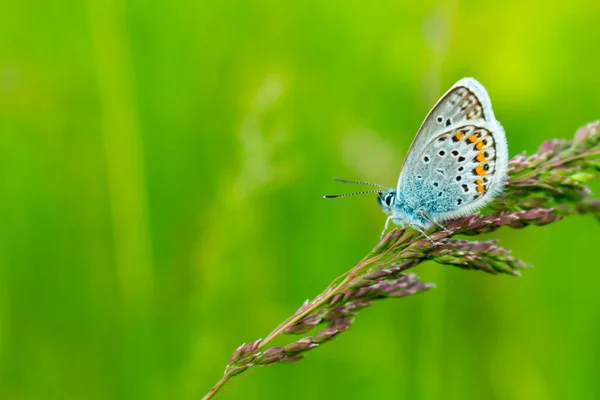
(397, 77), (497, 194)
(399, 120), (508, 225)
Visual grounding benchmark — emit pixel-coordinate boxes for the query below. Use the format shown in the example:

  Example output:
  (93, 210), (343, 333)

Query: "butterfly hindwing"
(399, 121), (508, 224)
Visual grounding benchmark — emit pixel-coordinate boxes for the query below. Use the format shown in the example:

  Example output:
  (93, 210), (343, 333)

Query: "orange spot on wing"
(475, 165), (486, 176)
(476, 185), (485, 193)
(475, 179), (483, 185)
(476, 153), (486, 162)
(454, 132), (465, 141)
(475, 141), (484, 151)
(467, 135), (478, 143)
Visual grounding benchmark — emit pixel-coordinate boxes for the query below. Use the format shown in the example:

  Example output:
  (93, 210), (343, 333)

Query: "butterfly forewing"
(398, 78), (496, 194)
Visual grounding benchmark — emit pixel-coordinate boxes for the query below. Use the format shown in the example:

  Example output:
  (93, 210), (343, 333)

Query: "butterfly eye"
(385, 193), (394, 206)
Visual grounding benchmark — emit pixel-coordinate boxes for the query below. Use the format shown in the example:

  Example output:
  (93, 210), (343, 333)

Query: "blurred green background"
(1, 0), (599, 399)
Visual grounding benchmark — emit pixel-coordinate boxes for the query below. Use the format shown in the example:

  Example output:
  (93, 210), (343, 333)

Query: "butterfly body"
(377, 78), (508, 231)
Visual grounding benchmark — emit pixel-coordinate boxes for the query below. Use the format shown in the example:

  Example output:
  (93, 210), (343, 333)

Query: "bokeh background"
(1, 0), (599, 399)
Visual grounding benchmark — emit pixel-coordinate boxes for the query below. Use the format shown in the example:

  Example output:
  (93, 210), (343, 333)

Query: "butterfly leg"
(417, 209), (452, 234)
(409, 223), (444, 246)
(380, 216), (392, 239)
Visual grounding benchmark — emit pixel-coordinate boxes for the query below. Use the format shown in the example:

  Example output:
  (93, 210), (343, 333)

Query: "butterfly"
(324, 78), (508, 240)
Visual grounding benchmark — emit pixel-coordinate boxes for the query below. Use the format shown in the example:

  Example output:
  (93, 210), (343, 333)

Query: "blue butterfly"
(325, 78), (508, 240)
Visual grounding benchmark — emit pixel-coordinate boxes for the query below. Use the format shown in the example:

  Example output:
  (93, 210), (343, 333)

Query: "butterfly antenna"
(332, 177), (386, 189)
(323, 189), (382, 199)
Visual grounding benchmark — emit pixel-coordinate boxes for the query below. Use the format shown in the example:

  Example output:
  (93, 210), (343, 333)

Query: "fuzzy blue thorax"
(377, 189), (430, 230)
